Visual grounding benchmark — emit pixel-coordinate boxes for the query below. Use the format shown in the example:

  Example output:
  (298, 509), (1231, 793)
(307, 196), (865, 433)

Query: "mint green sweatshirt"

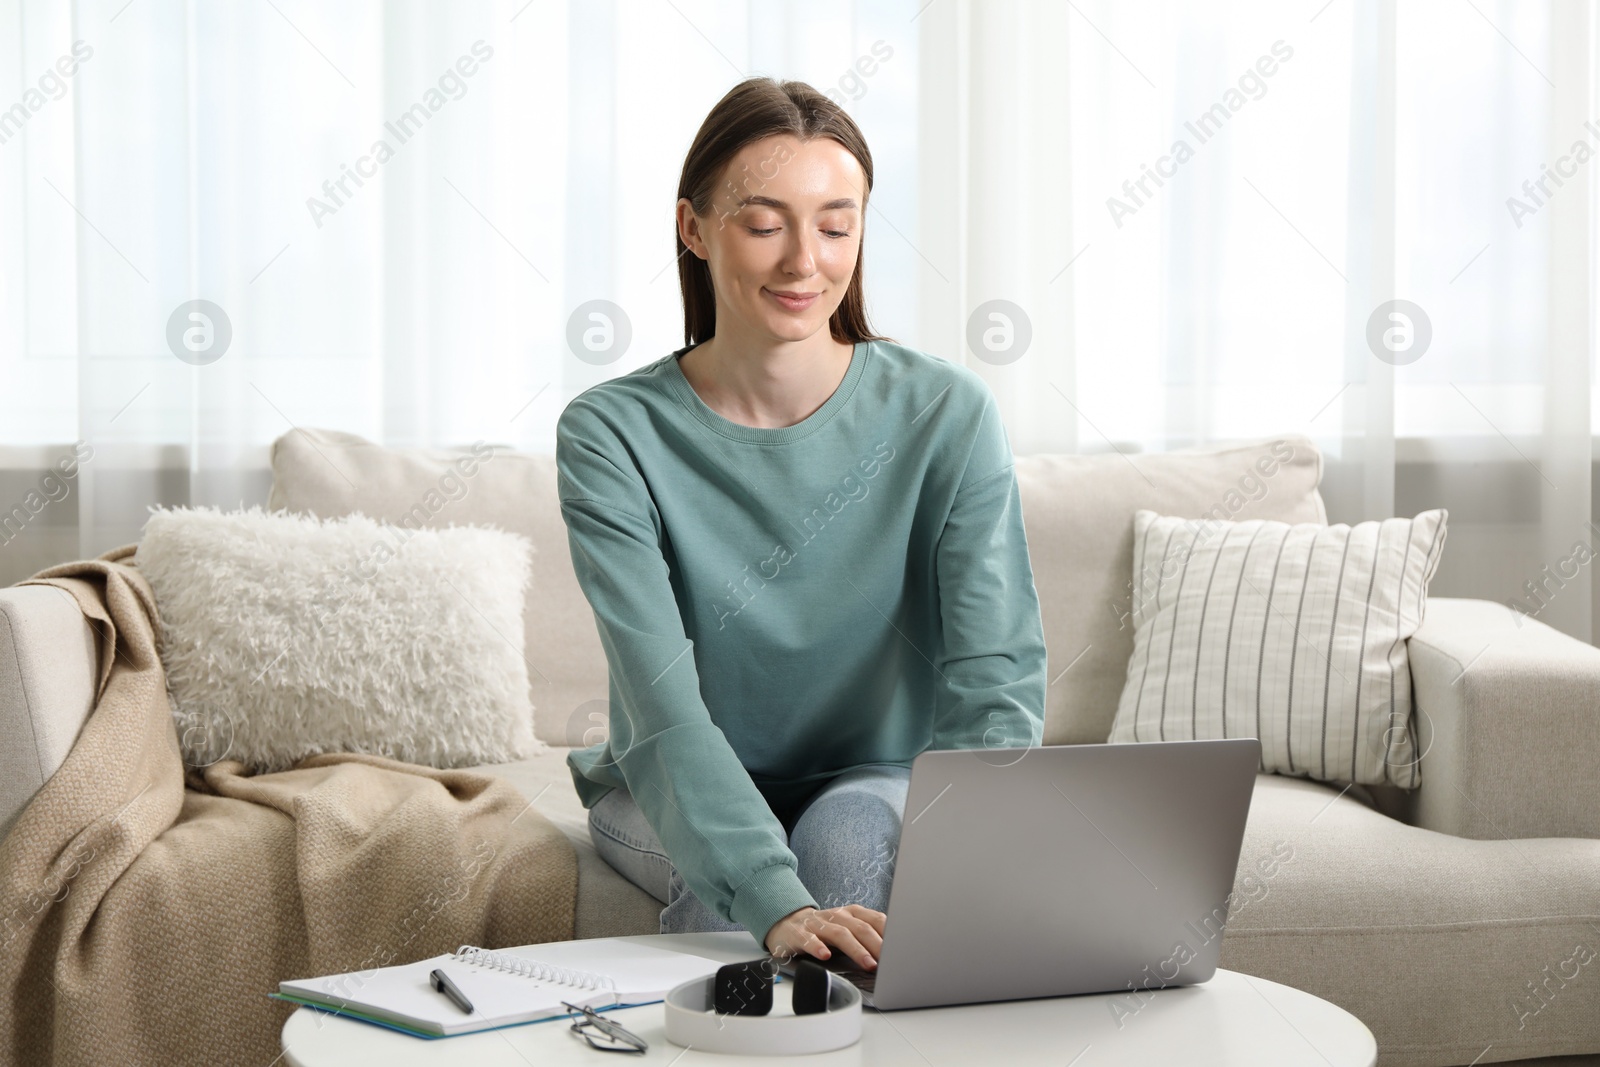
(557, 338), (1047, 948)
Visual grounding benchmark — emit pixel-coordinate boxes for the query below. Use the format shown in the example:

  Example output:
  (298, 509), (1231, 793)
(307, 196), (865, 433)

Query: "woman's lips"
(766, 288), (820, 312)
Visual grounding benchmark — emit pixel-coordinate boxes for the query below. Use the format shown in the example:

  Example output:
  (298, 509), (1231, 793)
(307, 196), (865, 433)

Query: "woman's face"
(680, 134), (866, 345)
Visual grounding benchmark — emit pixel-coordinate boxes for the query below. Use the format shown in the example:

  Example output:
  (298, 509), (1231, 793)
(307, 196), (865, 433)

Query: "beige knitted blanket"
(0, 547), (577, 1066)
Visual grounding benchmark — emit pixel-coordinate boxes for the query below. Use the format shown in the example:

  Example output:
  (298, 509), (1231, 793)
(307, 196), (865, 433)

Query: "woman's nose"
(780, 231), (818, 277)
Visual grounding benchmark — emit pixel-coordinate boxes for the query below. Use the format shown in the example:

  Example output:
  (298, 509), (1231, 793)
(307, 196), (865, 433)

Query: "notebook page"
(280, 953), (590, 1035)
(489, 938), (726, 1001)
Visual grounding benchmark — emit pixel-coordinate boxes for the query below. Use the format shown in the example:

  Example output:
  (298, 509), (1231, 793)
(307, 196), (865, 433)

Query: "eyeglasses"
(562, 1000), (648, 1054)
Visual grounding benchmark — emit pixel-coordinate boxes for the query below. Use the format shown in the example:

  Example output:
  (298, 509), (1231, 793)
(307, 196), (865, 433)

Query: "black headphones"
(714, 956), (833, 1015)
(663, 953), (863, 1054)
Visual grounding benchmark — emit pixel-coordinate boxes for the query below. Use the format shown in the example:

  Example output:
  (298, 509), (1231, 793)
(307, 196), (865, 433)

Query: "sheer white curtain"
(2, 0), (1597, 643)
(926, 0), (1597, 641)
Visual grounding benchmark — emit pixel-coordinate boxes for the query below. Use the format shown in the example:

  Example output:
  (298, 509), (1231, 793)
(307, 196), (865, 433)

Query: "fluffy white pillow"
(135, 504), (542, 772)
(1109, 508), (1447, 788)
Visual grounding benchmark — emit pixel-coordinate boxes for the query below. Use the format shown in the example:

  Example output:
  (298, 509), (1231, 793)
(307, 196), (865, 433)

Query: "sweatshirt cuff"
(729, 863), (819, 952)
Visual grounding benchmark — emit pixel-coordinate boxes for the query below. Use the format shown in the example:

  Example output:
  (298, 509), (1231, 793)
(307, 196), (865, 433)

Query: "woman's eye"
(745, 227), (853, 238)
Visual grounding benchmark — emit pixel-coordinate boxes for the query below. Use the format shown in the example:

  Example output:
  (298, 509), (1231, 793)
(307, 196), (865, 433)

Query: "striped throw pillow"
(1108, 508), (1447, 788)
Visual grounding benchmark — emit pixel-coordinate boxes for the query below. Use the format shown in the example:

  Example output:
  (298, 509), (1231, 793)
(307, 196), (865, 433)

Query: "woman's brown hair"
(675, 77), (893, 348)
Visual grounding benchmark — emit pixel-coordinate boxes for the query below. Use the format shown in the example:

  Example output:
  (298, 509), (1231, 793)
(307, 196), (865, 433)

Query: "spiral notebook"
(271, 937), (727, 1038)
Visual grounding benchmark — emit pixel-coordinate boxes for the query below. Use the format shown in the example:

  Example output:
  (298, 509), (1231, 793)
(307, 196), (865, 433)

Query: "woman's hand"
(764, 905), (885, 971)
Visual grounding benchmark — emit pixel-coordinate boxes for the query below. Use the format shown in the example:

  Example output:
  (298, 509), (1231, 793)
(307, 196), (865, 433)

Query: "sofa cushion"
(268, 428), (606, 746)
(135, 504), (539, 772)
(463, 749), (660, 940)
(1015, 435), (1326, 745)
(1109, 508), (1448, 788)
(1223, 773), (1600, 1066)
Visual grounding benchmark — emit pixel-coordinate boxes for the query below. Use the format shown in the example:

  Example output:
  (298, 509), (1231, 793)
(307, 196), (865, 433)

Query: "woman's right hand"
(764, 904), (885, 971)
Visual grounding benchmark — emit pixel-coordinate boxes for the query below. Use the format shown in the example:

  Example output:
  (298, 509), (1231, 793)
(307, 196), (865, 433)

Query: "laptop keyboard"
(818, 957), (877, 992)
(780, 954), (879, 994)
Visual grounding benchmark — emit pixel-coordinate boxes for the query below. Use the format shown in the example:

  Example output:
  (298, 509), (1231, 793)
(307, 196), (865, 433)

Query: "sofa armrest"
(0, 584), (99, 843)
(1369, 596), (1600, 841)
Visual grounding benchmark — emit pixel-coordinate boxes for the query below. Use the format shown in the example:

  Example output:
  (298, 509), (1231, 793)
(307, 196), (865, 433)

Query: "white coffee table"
(280, 932), (1377, 1066)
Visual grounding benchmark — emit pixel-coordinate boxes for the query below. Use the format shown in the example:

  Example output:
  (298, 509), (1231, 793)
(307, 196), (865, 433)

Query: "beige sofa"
(3, 427), (1598, 1067)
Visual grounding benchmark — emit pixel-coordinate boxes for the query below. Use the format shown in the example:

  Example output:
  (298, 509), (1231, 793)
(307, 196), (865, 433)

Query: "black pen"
(429, 968), (475, 1014)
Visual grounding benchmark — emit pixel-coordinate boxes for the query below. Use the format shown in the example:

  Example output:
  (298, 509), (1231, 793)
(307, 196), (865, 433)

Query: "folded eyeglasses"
(562, 999), (648, 1055)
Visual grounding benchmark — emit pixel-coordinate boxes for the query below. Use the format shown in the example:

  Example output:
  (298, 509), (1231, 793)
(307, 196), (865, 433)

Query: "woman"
(556, 77), (1048, 973)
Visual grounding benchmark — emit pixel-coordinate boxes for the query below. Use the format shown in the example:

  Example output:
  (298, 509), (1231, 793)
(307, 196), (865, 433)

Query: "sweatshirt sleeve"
(930, 391), (1048, 754)
(555, 402), (819, 949)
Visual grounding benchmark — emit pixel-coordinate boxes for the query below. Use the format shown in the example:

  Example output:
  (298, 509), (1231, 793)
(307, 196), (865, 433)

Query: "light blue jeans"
(587, 764), (911, 940)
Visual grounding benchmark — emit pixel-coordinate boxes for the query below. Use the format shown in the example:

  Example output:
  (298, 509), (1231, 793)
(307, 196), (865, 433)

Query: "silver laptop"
(778, 738), (1260, 1010)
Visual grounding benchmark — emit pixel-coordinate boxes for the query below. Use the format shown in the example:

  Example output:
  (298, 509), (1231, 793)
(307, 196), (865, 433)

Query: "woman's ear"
(677, 198), (710, 261)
